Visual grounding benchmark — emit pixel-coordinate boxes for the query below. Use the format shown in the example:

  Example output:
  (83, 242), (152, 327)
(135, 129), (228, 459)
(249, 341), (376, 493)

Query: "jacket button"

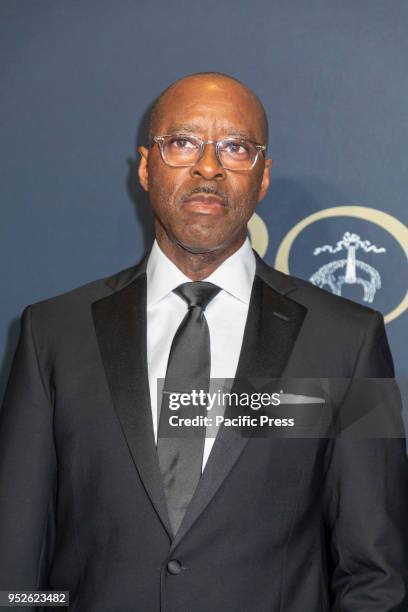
(167, 559), (182, 575)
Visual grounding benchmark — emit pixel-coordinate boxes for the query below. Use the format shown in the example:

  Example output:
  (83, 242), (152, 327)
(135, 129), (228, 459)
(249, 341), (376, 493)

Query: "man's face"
(138, 77), (272, 255)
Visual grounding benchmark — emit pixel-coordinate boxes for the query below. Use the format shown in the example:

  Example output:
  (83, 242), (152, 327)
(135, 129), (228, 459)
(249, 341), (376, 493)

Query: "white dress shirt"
(146, 237), (255, 470)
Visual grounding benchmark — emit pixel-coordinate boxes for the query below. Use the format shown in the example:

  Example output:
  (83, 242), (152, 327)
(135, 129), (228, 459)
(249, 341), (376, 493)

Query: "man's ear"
(258, 157), (272, 202)
(138, 146), (149, 192)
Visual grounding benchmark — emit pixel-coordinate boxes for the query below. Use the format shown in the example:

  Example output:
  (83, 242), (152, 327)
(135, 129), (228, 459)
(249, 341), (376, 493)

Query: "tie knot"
(173, 281), (221, 311)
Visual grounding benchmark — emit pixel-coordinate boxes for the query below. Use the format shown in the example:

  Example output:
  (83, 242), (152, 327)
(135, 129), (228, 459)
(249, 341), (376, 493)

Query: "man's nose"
(190, 143), (226, 181)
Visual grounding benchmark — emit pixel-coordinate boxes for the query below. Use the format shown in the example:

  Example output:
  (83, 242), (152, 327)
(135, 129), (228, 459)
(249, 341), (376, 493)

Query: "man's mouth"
(182, 192), (227, 215)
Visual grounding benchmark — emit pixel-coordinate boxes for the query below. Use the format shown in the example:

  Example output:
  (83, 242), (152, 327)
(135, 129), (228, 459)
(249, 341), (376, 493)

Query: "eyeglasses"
(151, 134), (266, 172)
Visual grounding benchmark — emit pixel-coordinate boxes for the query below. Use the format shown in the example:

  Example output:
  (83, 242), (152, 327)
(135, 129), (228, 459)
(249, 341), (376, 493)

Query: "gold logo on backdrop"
(248, 212), (268, 257)
(309, 231), (386, 304)
(249, 207), (408, 324)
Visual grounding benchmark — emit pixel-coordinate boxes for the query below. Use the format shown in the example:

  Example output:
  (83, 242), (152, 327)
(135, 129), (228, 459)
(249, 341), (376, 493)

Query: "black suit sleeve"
(325, 311), (408, 611)
(0, 306), (57, 591)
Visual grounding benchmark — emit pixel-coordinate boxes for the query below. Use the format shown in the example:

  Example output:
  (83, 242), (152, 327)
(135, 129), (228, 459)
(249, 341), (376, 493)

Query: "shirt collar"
(146, 237), (255, 306)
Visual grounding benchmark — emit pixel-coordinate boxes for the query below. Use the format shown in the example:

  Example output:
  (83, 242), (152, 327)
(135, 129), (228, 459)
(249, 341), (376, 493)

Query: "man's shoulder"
(26, 260), (146, 323)
(257, 256), (381, 326)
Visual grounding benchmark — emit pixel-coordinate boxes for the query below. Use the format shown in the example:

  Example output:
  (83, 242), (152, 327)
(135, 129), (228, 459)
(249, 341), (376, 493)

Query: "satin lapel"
(170, 273), (307, 551)
(92, 272), (172, 537)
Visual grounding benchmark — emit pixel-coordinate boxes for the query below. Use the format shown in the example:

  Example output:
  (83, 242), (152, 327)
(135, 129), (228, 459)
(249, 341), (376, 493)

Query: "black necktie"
(157, 281), (221, 535)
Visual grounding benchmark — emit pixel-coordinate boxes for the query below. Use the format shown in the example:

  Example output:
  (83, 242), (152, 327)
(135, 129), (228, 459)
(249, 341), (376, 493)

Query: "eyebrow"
(164, 123), (254, 140)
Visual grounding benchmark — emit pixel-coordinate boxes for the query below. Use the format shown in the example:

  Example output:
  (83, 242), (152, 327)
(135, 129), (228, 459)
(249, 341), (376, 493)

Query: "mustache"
(180, 185), (228, 206)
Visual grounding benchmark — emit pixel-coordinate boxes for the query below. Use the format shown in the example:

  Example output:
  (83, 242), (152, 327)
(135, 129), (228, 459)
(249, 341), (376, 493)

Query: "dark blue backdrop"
(1, 0), (407, 404)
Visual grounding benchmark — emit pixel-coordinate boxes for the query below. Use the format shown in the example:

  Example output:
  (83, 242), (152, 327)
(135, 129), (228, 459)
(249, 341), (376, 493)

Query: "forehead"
(155, 78), (264, 140)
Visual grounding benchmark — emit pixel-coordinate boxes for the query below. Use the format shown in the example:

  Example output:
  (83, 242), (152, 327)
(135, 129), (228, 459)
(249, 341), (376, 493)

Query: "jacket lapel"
(92, 261), (173, 538)
(170, 259), (307, 550)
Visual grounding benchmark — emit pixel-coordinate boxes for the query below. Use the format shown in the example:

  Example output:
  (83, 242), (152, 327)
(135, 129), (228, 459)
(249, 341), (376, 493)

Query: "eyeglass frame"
(151, 134), (267, 172)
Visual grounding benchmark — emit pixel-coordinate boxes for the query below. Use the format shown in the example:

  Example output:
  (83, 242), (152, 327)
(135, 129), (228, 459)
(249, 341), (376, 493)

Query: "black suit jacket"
(0, 254), (407, 611)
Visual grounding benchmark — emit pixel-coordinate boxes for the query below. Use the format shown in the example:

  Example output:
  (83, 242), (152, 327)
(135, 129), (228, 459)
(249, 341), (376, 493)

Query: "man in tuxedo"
(0, 72), (407, 611)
